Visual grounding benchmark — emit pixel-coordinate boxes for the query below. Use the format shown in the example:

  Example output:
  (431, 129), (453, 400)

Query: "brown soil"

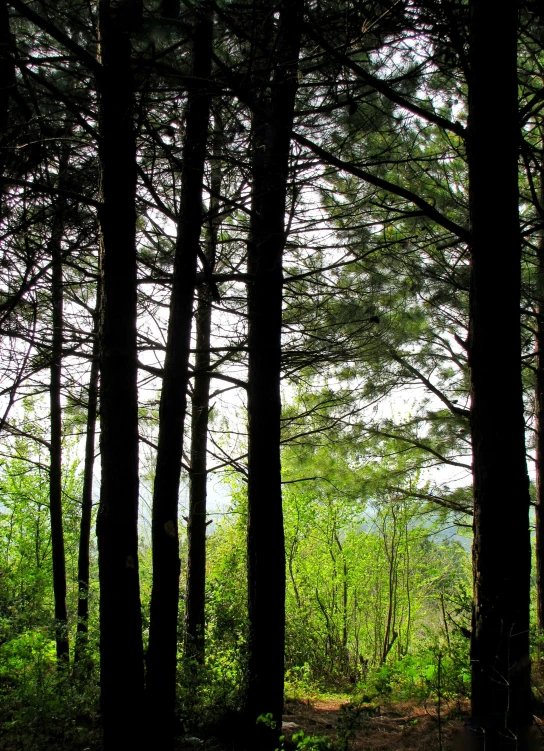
(281, 697), (470, 750)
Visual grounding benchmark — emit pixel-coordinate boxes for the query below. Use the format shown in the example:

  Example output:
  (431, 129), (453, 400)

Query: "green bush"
(277, 729), (335, 751)
(361, 635), (470, 703)
(0, 629), (100, 751)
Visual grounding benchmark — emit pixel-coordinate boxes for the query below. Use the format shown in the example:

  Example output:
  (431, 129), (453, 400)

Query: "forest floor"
(1, 694), (543, 751)
(281, 696), (469, 750)
(177, 696), (544, 751)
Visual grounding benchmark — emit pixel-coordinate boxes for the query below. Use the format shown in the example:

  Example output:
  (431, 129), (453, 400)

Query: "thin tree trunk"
(183, 288), (212, 663)
(184, 131), (221, 663)
(467, 0), (533, 744)
(333, 531), (348, 652)
(244, 2), (303, 746)
(381, 512), (398, 665)
(146, 8), (213, 746)
(95, 1), (144, 747)
(74, 256), (102, 666)
(49, 147), (70, 663)
(403, 512), (411, 656)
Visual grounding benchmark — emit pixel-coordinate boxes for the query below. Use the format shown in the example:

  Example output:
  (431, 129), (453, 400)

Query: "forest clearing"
(1, 0), (543, 749)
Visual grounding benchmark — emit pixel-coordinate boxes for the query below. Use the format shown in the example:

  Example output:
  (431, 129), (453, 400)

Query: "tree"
(184, 123), (223, 664)
(74, 265), (101, 666)
(95, 0), (145, 747)
(242, 0), (303, 745)
(466, 0), (533, 744)
(48, 144), (70, 663)
(146, 6), (214, 745)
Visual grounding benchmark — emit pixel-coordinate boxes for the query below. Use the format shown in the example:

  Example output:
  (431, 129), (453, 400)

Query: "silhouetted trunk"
(0, 0), (19, 187)
(74, 258), (102, 665)
(49, 148), (70, 663)
(95, 1), (144, 747)
(184, 135), (221, 663)
(0, 0), (15, 182)
(184, 289), (212, 664)
(244, 1), (303, 746)
(145, 8), (213, 746)
(535, 151), (544, 635)
(467, 0), (533, 744)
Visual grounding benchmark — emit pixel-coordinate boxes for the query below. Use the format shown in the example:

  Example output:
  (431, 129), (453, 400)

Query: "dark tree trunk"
(49, 148), (70, 664)
(95, 1), (144, 747)
(74, 258), (101, 666)
(467, 0), (533, 744)
(244, 1), (303, 746)
(535, 151), (544, 636)
(145, 8), (213, 746)
(184, 136), (221, 664)
(184, 288), (212, 664)
(537, 285), (544, 635)
(0, 0), (15, 182)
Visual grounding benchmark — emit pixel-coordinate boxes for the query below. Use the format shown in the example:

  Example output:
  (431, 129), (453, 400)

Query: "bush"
(361, 635), (470, 703)
(0, 629), (100, 751)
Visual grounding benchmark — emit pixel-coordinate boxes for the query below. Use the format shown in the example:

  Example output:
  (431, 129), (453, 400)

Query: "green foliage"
(174, 506), (248, 733)
(0, 633), (100, 751)
(0, 453), (86, 642)
(284, 664), (318, 702)
(278, 427), (472, 694)
(277, 729), (335, 751)
(257, 712), (278, 729)
(362, 635), (470, 703)
(0, 444), (101, 750)
(201, 427), (473, 735)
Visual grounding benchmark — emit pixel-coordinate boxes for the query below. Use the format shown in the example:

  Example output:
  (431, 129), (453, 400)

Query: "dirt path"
(178, 698), (544, 750)
(282, 697), (471, 750)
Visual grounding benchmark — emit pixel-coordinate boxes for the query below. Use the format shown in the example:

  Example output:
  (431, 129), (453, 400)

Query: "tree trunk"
(0, 0), (16, 182)
(95, 1), (144, 747)
(184, 131), (221, 664)
(467, 0), (533, 744)
(49, 147), (70, 663)
(535, 146), (544, 636)
(145, 8), (213, 746)
(184, 288), (212, 664)
(244, 1), (303, 746)
(74, 255), (102, 666)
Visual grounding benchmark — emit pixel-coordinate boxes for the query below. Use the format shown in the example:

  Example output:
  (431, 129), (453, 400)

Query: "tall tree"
(533, 143), (544, 635)
(467, 0), (533, 744)
(184, 126), (222, 664)
(145, 5), (214, 746)
(48, 145), (70, 663)
(243, 0), (303, 745)
(74, 256), (101, 666)
(95, 0), (144, 747)
(0, 0), (16, 184)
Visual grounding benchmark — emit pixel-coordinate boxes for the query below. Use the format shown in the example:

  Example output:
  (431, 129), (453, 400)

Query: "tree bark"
(535, 145), (544, 636)
(95, 1), (144, 747)
(74, 256), (101, 666)
(145, 8), (213, 746)
(184, 130), (221, 664)
(0, 0), (16, 183)
(244, 1), (303, 746)
(467, 0), (533, 744)
(49, 147), (70, 663)
(184, 288), (212, 664)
